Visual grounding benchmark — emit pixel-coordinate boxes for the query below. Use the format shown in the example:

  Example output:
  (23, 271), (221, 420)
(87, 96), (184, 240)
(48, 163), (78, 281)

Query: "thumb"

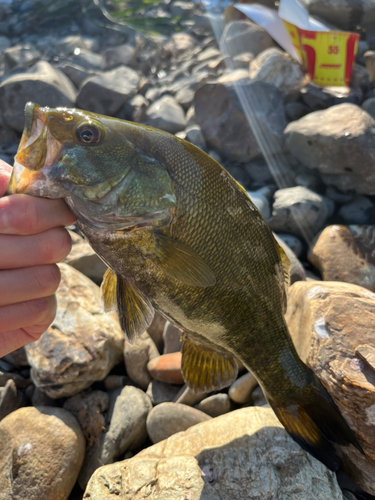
(0, 160), (12, 197)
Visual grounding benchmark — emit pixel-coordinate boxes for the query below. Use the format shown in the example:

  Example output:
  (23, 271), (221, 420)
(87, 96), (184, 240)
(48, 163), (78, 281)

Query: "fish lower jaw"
(66, 195), (173, 234)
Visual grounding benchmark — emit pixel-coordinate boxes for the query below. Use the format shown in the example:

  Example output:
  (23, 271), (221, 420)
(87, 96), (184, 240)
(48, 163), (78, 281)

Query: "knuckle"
(41, 227), (72, 263)
(32, 264), (61, 296)
(11, 196), (40, 234)
(26, 295), (57, 324)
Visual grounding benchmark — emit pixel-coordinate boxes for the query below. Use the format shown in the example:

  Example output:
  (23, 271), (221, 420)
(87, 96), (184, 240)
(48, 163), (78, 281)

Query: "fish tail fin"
(269, 376), (364, 471)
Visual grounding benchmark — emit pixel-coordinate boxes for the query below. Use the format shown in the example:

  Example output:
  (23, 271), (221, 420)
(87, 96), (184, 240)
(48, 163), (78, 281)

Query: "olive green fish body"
(9, 103), (364, 472)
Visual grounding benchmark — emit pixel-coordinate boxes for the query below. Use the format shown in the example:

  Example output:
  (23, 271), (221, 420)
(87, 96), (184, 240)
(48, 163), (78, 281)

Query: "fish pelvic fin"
(181, 338), (238, 393)
(100, 268), (118, 312)
(269, 376), (364, 472)
(101, 269), (155, 344)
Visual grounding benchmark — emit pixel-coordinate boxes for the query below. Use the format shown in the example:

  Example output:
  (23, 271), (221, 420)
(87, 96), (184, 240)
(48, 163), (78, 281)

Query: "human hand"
(0, 160), (76, 358)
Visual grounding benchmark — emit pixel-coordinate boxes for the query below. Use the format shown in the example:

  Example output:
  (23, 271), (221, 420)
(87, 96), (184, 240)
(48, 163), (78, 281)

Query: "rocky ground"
(0, 0), (375, 499)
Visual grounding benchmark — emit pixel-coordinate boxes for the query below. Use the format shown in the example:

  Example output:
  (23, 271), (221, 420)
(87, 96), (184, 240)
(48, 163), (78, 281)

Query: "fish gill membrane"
(7, 102), (365, 477)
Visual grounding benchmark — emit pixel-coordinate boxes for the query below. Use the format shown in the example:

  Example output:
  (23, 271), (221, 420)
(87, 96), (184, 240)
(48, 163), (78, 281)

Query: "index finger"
(0, 194), (76, 235)
(0, 160), (12, 197)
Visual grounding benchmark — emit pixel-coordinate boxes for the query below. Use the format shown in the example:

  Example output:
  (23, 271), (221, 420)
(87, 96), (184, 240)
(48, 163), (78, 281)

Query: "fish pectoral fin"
(181, 338), (238, 393)
(116, 275), (155, 344)
(100, 268), (118, 312)
(152, 234), (216, 288)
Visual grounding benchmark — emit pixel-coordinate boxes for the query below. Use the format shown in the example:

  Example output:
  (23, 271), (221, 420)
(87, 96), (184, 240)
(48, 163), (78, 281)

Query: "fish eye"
(76, 124), (101, 144)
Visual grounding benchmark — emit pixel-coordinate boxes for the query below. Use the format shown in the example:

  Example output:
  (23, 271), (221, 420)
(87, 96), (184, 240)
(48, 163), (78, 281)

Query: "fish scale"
(8, 102), (365, 474)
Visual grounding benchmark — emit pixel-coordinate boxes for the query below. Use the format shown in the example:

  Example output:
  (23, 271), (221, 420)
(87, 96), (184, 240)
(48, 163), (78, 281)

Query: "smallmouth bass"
(8, 102), (363, 472)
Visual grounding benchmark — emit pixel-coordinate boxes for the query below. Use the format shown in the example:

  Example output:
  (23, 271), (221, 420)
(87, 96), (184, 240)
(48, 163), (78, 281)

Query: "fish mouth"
(7, 102), (64, 197)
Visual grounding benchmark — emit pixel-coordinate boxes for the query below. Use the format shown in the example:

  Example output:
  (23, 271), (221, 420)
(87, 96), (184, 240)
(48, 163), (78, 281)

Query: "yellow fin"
(100, 268), (117, 312)
(181, 338), (238, 392)
(117, 277), (155, 344)
(152, 234), (216, 288)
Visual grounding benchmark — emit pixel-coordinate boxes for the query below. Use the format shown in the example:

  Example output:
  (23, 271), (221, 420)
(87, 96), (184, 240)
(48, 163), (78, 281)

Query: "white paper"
(233, 3), (300, 60)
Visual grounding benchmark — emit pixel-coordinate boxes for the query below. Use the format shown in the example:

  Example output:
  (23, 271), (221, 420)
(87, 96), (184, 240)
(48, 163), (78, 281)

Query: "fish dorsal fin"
(181, 338), (238, 393)
(152, 234), (216, 288)
(100, 268), (118, 312)
(117, 277), (155, 344)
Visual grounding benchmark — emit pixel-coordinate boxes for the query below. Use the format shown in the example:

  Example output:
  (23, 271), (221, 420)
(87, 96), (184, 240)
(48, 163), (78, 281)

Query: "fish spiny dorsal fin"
(100, 268), (117, 312)
(116, 276), (155, 344)
(152, 234), (216, 288)
(181, 338), (238, 393)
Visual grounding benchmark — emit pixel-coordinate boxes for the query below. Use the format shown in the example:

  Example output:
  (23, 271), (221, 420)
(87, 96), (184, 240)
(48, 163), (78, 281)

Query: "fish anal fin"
(100, 268), (117, 312)
(116, 276), (155, 344)
(181, 338), (238, 393)
(153, 234), (216, 288)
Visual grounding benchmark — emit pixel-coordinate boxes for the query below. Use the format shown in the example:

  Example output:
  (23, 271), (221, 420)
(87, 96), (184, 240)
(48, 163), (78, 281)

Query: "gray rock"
(175, 85), (195, 110)
(71, 49), (103, 71)
(195, 393), (232, 417)
(361, 96), (375, 119)
(350, 63), (370, 93)
(163, 321), (183, 354)
(220, 20), (274, 59)
(146, 95), (186, 133)
(77, 66), (140, 115)
(246, 187), (272, 221)
(100, 385), (152, 464)
(146, 402), (211, 444)
(3, 44), (41, 72)
(116, 94), (148, 123)
(145, 86), (167, 103)
(285, 103), (375, 195)
(195, 80), (287, 162)
(174, 384), (206, 406)
(0, 370), (30, 389)
(64, 390), (109, 488)
(185, 124), (206, 150)
(103, 375), (129, 392)
(57, 63), (98, 89)
(364, 50), (375, 87)
(249, 48), (306, 101)
(285, 102), (310, 121)
(0, 60), (77, 132)
(0, 407), (85, 500)
(228, 372), (258, 404)
(300, 83), (332, 110)
(338, 196), (374, 224)
(52, 35), (88, 56)
(64, 231), (107, 284)
(269, 186), (328, 240)
(31, 387), (59, 407)
(227, 52), (254, 70)
(165, 32), (197, 57)
(26, 264), (124, 398)
(170, 1), (194, 16)
(273, 233), (306, 284)
(84, 407), (344, 500)
(0, 36), (10, 53)
(275, 233), (303, 258)
(146, 379), (182, 405)
(102, 44), (136, 70)
(146, 311), (166, 353)
(251, 385), (268, 406)
(0, 379), (26, 420)
(302, 0), (375, 30)
(124, 331), (160, 390)
(325, 185), (353, 204)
